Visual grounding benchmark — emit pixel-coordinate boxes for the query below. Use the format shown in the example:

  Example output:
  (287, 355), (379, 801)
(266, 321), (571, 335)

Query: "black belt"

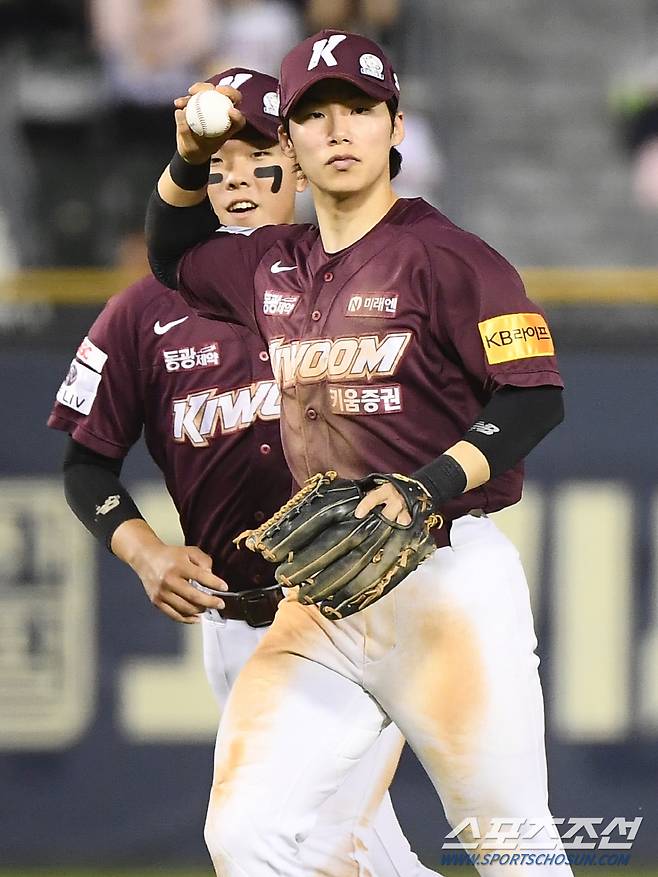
(220, 584), (284, 627)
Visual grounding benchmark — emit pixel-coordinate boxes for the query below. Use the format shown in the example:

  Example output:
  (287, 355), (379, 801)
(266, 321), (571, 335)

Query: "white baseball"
(185, 90), (233, 138)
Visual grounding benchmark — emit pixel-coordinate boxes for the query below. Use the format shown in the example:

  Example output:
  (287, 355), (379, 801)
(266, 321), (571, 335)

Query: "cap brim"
(281, 71), (395, 119)
(242, 118), (279, 142)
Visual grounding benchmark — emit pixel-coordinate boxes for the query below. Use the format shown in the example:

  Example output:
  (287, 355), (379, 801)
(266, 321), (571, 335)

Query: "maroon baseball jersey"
(174, 198), (563, 545)
(48, 275), (292, 591)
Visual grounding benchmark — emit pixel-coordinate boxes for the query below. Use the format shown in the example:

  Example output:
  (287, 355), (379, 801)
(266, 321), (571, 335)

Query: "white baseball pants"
(202, 608), (436, 876)
(204, 515), (572, 877)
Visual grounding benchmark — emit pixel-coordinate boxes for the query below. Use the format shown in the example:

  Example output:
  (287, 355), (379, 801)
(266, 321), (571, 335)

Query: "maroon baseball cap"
(206, 68), (280, 142)
(278, 30), (400, 120)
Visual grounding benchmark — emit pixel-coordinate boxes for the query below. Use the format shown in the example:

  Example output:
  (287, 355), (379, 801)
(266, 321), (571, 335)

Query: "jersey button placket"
(306, 265), (336, 333)
(314, 261), (356, 330)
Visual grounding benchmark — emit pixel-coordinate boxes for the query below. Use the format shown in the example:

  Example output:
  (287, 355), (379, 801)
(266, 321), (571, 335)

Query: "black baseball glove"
(234, 471), (441, 619)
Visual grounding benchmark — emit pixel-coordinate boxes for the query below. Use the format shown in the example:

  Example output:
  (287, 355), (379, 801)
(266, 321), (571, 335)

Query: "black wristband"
(412, 454), (467, 509)
(169, 151), (211, 190)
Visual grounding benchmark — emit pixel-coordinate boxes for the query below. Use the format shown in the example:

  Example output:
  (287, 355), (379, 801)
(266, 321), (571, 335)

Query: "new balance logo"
(96, 495), (120, 516)
(308, 34), (347, 70)
(469, 421), (500, 436)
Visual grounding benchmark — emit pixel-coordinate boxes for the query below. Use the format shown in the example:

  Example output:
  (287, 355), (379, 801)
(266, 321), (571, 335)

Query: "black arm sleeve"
(63, 438), (144, 550)
(413, 385), (564, 508)
(464, 385), (564, 478)
(145, 189), (218, 289)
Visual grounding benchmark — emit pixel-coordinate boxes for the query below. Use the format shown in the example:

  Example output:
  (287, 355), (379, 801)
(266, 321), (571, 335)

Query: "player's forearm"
(464, 384), (564, 478)
(110, 518), (163, 569)
(414, 385), (564, 508)
(443, 441), (490, 491)
(146, 141), (223, 289)
(157, 154), (210, 208)
(109, 506), (228, 622)
(145, 186), (218, 289)
(411, 443), (488, 515)
(63, 438), (145, 550)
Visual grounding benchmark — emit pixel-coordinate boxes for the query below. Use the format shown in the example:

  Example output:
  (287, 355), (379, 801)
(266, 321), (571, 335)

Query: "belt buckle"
(240, 588), (281, 628)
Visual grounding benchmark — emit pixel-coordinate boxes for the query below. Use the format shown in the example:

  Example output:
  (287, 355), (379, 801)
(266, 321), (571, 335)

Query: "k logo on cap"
(307, 34), (347, 70)
(279, 29), (400, 119)
(218, 72), (254, 90)
(206, 67), (280, 141)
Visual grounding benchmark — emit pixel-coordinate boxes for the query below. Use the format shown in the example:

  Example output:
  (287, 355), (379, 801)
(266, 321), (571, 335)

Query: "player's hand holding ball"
(186, 90), (234, 137)
(174, 83), (245, 165)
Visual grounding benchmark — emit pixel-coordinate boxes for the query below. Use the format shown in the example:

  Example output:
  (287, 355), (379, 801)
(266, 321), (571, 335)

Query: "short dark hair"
(389, 147), (402, 179)
(386, 99), (402, 180)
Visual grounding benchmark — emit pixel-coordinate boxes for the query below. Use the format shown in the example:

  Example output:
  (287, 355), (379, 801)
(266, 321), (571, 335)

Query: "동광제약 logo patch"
(163, 343), (219, 373)
(263, 291), (300, 316)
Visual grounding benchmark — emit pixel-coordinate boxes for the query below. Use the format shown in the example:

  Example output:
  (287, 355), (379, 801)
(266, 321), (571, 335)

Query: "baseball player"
(146, 29), (573, 877)
(49, 70), (437, 877)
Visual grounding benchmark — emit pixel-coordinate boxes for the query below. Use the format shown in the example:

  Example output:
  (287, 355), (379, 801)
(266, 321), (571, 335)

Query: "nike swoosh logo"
(154, 316), (189, 335)
(270, 261), (296, 274)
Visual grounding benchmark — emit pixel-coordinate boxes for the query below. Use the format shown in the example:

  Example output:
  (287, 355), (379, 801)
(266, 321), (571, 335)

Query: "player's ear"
(295, 169), (308, 193)
(279, 124), (296, 161)
(391, 111), (404, 148)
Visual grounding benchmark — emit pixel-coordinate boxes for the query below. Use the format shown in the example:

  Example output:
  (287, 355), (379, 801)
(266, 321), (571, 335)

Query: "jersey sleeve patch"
(76, 336), (108, 373)
(55, 359), (102, 415)
(477, 312), (554, 365)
